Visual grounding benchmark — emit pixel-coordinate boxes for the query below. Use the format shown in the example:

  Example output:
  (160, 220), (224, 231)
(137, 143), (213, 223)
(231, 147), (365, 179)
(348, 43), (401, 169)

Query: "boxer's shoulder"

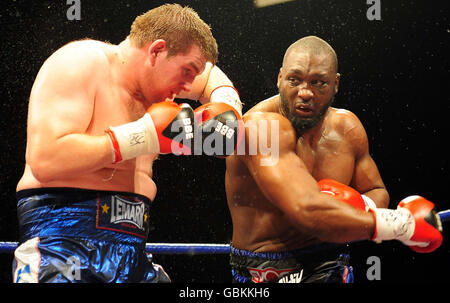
(56, 39), (111, 57)
(33, 40), (112, 98)
(242, 111), (297, 153)
(243, 110), (293, 131)
(327, 107), (366, 134)
(326, 107), (368, 149)
(243, 95), (294, 133)
(43, 39), (110, 77)
(245, 94), (280, 115)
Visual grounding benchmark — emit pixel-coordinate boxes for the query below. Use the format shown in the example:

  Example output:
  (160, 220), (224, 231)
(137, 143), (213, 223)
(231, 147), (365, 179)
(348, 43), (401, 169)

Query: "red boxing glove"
(318, 179), (366, 211)
(194, 102), (244, 157)
(147, 101), (195, 155)
(106, 101), (195, 162)
(371, 195), (443, 253)
(398, 196), (443, 253)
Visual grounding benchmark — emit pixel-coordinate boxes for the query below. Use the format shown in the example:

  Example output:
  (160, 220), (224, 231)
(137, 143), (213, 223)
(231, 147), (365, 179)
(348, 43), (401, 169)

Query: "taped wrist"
(105, 113), (160, 163)
(361, 194), (377, 211)
(210, 85), (242, 116)
(370, 207), (415, 243)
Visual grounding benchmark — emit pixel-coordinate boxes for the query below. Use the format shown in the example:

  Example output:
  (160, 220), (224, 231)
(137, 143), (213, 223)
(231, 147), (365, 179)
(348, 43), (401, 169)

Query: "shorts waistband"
(229, 243), (349, 283)
(17, 187), (151, 207)
(230, 242), (342, 260)
(17, 187), (152, 245)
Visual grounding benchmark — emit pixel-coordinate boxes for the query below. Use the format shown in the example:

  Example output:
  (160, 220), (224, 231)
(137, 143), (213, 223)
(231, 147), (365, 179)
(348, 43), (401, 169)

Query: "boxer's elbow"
(27, 151), (60, 183)
(378, 189), (390, 208)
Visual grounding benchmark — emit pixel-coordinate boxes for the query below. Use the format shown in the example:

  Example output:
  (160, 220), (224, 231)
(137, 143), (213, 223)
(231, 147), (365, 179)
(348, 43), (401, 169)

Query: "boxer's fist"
(194, 102), (244, 157)
(397, 196), (443, 253)
(106, 101), (195, 162)
(371, 196), (443, 253)
(318, 179), (366, 211)
(146, 101), (194, 155)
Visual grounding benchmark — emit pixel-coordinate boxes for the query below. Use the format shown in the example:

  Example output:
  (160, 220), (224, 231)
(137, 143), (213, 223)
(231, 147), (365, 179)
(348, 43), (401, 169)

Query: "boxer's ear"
(277, 68), (283, 89)
(334, 73), (340, 95)
(148, 39), (167, 66)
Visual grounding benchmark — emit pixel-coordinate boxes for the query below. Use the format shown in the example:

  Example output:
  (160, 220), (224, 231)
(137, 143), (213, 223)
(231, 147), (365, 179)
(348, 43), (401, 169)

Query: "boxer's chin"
(279, 94), (334, 137)
(288, 115), (321, 136)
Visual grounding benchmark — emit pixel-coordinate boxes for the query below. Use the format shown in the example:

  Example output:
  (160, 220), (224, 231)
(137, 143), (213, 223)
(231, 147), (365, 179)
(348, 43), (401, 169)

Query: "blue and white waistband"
(16, 187), (152, 246)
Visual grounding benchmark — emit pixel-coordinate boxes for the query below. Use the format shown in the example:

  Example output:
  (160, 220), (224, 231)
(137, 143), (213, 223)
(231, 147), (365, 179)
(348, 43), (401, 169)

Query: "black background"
(0, 0), (449, 283)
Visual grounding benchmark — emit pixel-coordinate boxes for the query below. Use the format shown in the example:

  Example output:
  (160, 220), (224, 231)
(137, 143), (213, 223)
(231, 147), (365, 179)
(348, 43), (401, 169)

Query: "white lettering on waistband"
(110, 196), (145, 230)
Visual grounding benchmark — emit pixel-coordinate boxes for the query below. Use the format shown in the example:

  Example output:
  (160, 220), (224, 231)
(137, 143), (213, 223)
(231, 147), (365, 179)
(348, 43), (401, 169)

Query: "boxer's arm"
(344, 118), (442, 251)
(353, 154), (389, 208)
(239, 112), (375, 243)
(344, 111), (389, 208)
(176, 62), (242, 113)
(177, 62), (230, 102)
(26, 44), (113, 182)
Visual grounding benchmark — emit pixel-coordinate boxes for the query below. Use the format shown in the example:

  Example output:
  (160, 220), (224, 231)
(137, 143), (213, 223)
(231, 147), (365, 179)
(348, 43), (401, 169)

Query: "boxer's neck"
(114, 38), (147, 103)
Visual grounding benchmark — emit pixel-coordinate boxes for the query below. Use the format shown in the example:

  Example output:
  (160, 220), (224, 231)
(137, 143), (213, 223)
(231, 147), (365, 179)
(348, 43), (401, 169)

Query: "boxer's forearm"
(362, 187), (389, 208)
(27, 133), (113, 182)
(198, 65), (235, 104)
(177, 63), (236, 104)
(290, 193), (376, 243)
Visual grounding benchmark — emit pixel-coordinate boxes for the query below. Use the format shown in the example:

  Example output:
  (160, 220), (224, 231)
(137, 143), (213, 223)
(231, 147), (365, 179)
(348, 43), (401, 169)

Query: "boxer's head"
(277, 36), (340, 136)
(129, 4), (217, 64)
(128, 4), (216, 103)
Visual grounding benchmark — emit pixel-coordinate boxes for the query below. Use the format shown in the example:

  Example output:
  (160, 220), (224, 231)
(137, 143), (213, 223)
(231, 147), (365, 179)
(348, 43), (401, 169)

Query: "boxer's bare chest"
(81, 43), (146, 135)
(87, 66), (157, 172)
(98, 82), (158, 146)
(88, 77), (145, 136)
(249, 98), (357, 184)
(295, 124), (356, 184)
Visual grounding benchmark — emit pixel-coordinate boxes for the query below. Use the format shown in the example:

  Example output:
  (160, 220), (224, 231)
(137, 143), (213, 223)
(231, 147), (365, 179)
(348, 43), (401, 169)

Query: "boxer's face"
(277, 50), (340, 135)
(143, 41), (206, 103)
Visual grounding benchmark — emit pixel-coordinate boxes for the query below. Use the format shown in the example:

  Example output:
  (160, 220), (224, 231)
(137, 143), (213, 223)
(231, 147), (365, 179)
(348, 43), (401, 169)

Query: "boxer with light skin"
(13, 4), (243, 283)
(225, 36), (443, 283)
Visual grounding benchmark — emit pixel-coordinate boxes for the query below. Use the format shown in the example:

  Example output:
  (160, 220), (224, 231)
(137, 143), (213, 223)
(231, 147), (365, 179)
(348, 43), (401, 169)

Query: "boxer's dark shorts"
(13, 188), (170, 283)
(230, 243), (353, 283)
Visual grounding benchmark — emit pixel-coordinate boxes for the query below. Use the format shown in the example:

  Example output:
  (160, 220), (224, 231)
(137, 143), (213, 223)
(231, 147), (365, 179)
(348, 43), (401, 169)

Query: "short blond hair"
(129, 4), (218, 64)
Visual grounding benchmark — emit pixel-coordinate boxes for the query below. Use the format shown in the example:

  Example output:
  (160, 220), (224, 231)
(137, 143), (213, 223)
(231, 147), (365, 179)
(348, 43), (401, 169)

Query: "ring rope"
(438, 210), (450, 222)
(0, 242), (231, 255)
(1, 211), (447, 254)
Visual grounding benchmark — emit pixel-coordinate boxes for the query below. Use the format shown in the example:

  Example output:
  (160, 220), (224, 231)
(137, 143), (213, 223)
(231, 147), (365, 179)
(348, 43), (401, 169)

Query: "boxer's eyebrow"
(288, 69), (328, 79)
(190, 62), (200, 74)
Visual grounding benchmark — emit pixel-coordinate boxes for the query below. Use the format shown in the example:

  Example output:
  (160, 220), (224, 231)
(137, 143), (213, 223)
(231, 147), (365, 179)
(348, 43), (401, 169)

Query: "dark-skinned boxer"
(225, 36), (442, 283)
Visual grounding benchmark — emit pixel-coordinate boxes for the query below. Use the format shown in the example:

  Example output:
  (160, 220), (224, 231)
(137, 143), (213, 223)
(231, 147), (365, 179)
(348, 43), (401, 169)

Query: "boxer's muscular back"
(17, 40), (158, 201)
(225, 95), (366, 252)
